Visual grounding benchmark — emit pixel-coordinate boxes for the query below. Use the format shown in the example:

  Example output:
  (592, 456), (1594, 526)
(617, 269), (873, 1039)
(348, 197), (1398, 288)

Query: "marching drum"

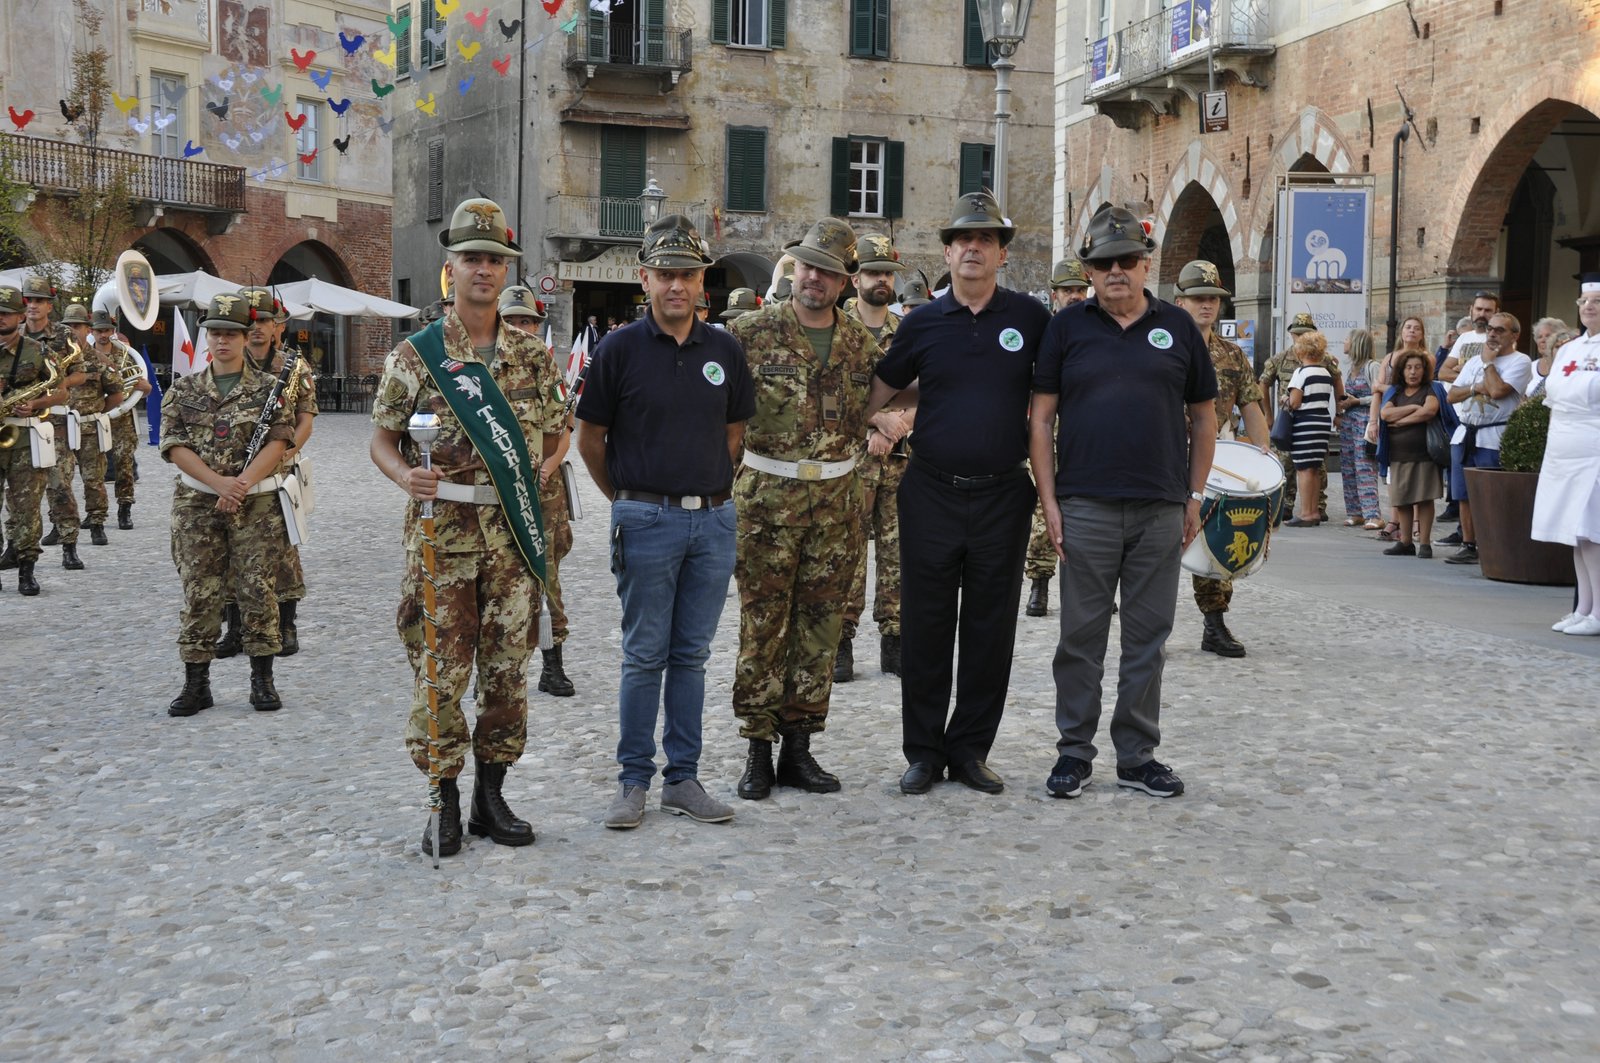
(1180, 440), (1286, 581)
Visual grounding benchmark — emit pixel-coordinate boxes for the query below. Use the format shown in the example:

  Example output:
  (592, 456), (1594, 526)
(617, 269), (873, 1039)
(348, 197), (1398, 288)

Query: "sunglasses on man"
(1085, 253), (1147, 272)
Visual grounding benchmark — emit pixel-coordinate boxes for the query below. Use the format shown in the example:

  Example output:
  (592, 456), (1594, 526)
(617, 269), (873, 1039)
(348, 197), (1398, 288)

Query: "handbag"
(1269, 407), (1295, 450)
(1425, 416), (1451, 467)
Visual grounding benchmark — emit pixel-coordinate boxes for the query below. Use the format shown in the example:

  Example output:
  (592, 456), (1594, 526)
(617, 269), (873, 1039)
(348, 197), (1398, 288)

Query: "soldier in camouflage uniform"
(1175, 261), (1271, 657)
(728, 218), (889, 801)
(0, 284), (59, 596)
(43, 303), (123, 569)
(1025, 259), (1092, 617)
(94, 310), (152, 530)
(839, 232), (913, 681)
(499, 283), (578, 698)
(160, 292), (295, 718)
(213, 287), (318, 659)
(1261, 312), (1340, 519)
(371, 199), (566, 858)
(15, 277), (84, 562)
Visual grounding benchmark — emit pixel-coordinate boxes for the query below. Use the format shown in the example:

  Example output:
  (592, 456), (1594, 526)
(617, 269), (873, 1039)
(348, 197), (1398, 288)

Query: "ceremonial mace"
(408, 412), (446, 869)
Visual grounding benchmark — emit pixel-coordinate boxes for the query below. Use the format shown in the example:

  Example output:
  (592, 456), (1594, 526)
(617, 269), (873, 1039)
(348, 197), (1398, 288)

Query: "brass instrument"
(0, 350), (64, 450)
(105, 339), (150, 419)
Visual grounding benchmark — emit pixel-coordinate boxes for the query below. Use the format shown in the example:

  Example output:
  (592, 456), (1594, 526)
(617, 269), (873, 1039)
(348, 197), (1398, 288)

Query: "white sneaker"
(1562, 615), (1600, 637)
(1552, 611), (1584, 632)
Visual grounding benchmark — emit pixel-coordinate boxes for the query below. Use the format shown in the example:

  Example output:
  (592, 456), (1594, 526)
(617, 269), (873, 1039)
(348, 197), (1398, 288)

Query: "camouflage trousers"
(171, 488), (283, 663)
(1276, 446), (1329, 516)
(1025, 499), (1058, 580)
(733, 514), (864, 739)
(111, 414), (138, 505)
(0, 447), (46, 561)
(226, 527), (305, 603)
(843, 452), (905, 639)
(1192, 574), (1233, 614)
(398, 522), (536, 779)
(529, 481), (573, 645)
(46, 425), (110, 542)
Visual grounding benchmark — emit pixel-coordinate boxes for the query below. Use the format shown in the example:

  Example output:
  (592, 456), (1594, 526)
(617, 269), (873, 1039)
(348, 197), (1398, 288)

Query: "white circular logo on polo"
(1148, 328), (1174, 350)
(702, 361), (726, 385)
(998, 328), (1024, 352)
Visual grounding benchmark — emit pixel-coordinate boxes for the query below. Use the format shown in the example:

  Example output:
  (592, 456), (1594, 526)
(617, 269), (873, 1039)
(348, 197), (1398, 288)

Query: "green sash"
(409, 320), (547, 588)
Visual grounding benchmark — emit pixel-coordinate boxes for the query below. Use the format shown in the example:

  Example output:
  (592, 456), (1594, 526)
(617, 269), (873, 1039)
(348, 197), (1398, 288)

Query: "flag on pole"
(141, 344), (163, 445)
(171, 310), (209, 376)
(566, 327), (590, 392)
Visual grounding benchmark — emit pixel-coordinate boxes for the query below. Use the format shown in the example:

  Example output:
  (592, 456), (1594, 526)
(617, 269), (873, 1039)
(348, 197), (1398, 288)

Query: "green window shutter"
(588, 9), (607, 61)
(830, 137), (850, 216)
(711, 0), (729, 44)
(600, 128), (648, 236)
(850, 0), (873, 57)
(769, 0), (786, 49)
(726, 127), (767, 212)
(644, 0), (665, 62)
(396, 4), (412, 76)
(873, 0), (890, 59)
(963, 0), (992, 67)
(884, 140), (904, 219)
(419, 2), (434, 68)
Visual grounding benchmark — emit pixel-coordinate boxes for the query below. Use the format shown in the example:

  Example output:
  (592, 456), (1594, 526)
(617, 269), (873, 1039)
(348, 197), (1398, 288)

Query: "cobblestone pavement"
(2, 414), (1596, 1062)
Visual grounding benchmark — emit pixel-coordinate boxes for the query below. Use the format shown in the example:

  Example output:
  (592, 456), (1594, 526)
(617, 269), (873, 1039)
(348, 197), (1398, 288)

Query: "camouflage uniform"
(159, 364), (295, 661)
(241, 347), (317, 601)
(1194, 331), (1264, 615)
(1025, 462), (1059, 580)
(0, 335), (51, 561)
(841, 297), (905, 640)
(1261, 345), (1341, 514)
(371, 311), (566, 779)
(7, 324), (74, 547)
(45, 332), (120, 542)
(529, 465), (574, 644)
(107, 341), (145, 509)
(729, 301), (881, 738)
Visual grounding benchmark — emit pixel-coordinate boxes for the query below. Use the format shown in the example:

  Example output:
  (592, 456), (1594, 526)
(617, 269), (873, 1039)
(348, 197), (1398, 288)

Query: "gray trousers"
(1052, 497), (1183, 768)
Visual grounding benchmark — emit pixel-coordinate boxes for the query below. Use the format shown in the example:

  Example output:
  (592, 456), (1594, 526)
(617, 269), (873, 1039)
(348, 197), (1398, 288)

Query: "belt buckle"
(680, 495), (704, 510)
(797, 460), (824, 482)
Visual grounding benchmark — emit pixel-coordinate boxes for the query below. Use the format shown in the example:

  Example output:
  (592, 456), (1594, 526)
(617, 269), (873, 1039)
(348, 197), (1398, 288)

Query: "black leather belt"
(912, 457), (1026, 489)
(614, 489), (732, 510)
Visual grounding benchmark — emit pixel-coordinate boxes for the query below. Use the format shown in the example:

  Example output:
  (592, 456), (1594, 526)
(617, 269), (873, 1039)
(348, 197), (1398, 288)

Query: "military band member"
(15, 277), (81, 562)
(1025, 259), (1092, 617)
(499, 283), (577, 698)
(839, 232), (913, 680)
(370, 199), (566, 859)
(729, 218), (889, 800)
(1174, 259), (1270, 657)
(43, 302), (123, 568)
(160, 293), (295, 717)
(0, 284), (60, 596)
(97, 310), (153, 530)
(720, 288), (760, 323)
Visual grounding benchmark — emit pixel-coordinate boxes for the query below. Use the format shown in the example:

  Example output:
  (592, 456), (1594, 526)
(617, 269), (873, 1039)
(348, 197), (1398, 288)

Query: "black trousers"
(896, 460), (1035, 769)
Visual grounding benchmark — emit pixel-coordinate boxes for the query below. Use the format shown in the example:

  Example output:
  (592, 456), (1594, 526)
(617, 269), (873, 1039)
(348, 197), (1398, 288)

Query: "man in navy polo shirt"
(865, 190), (1051, 797)
(1029, 205), (1218, 801)
(575, 214), (756, 831)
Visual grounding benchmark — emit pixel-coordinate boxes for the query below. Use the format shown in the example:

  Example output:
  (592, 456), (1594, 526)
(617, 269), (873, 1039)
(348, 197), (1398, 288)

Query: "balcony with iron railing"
(3, 134), (247, 230)
(564, 20), (693, 88)
(545, 194), (708, 243)
(1082, 0), (1273, 128)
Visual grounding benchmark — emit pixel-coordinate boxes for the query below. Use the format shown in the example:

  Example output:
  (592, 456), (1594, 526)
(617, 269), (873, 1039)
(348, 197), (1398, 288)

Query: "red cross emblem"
(1563, 360), (1580, 376)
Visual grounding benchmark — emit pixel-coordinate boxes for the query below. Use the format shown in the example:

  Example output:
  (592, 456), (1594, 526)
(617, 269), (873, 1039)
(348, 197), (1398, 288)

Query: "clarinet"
(243, 348), (300, 467)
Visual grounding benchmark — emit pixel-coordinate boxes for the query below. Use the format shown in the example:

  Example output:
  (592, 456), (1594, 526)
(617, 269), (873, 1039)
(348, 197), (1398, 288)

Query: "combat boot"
(249, 655), (283, 711)
(167, 662), (213, 716)
(0, 541), (16, 569)
(880, 633), (902, 676)
(468, 760), (535, 846)
(537, 644), (576, 697)
(276, 599), (299, 657)
(117, 502), (133, 530)
(214, 604), (242, 658)
(1200, 611), (1247, 658)
(775, 730), (841, 793)
(737, 738), (775, 800)
(1026, 576), (1050, 617)
(422, 777), (463, 858)
(61, 544), (84, 570)
(88, 524), (108, 546)
(16, 560), (39, 596)
(833, 636), (854, 683)
(41, 526), (60, 547)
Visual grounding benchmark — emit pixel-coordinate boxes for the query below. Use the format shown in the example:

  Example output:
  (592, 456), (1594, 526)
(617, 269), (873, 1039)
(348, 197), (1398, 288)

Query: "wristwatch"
(1188, 490), (1204, 503)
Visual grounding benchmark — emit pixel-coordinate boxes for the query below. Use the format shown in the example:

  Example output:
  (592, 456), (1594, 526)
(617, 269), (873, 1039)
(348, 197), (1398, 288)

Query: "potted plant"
(1464, 398), (1575, 585)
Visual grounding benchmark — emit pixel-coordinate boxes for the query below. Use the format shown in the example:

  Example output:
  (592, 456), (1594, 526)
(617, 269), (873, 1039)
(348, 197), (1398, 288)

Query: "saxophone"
(0, 342), (76, 450)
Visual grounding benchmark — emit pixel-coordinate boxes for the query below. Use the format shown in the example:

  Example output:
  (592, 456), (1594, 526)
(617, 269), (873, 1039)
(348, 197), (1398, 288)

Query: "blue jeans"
(610, 498), (737, 788)
(1448, 442), (1500, 500)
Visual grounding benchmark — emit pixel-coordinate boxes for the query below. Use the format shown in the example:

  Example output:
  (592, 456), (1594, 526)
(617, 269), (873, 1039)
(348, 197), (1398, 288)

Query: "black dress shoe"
(950, 760), (1004, 794)
(899, 762), (941, 794)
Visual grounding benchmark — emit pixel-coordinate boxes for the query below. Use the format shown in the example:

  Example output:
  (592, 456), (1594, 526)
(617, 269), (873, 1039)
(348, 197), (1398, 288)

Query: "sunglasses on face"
(1085, 254), (1146, 272)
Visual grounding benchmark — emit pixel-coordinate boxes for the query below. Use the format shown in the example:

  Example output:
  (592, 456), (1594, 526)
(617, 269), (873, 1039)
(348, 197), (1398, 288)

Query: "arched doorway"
(270, 240), (355, 376)
(134, 229), (214, 275)
(1159, 181), (1235, 309)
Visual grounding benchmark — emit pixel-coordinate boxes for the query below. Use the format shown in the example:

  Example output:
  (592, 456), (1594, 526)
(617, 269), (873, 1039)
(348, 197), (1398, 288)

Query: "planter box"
(1463, 467), (1576, 586)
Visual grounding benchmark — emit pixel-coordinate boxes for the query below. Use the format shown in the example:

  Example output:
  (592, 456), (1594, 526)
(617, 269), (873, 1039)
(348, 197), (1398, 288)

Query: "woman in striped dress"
(1284, 332), (1345, 526)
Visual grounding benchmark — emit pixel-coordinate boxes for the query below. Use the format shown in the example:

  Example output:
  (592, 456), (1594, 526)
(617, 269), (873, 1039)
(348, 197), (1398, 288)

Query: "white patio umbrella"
(273, 277), (419, 319)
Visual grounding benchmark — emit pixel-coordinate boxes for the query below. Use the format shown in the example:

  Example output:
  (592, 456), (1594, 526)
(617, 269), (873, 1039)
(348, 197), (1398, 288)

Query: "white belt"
(741, 451), (858, 481)
(180, 472), (283, 496)
(434, 480), (500, 505)
(48, 405), (74, 417)
(3, 416), (40, 427)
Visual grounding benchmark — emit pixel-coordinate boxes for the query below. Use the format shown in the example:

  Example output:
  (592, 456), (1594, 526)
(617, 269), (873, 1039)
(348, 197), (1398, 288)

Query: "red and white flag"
(566, 328), (590, 392)
(171, 311), (210, 376)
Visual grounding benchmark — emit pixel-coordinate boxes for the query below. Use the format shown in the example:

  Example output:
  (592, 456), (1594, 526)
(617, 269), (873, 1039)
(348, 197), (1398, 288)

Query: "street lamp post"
(639, 176), (666, 230)
(976, 0), (1034, 217)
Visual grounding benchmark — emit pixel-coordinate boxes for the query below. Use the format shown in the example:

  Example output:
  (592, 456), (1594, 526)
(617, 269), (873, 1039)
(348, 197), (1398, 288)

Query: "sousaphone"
(114, 249), (160, 332)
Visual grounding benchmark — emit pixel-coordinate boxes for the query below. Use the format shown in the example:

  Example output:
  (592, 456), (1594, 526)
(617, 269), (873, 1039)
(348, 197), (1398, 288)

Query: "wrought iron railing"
(545, 194), (708, 240)
(3, 134), (246, 213)
(565, 20), (693, 73)
(1084, 0), (1272, 100)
